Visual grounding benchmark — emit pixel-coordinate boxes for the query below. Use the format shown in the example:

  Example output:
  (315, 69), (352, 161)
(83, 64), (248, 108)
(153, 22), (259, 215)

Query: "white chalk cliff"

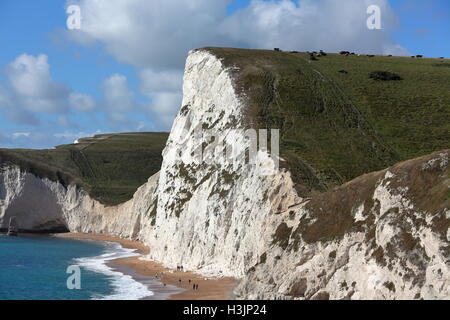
(1, 49), (449, 300)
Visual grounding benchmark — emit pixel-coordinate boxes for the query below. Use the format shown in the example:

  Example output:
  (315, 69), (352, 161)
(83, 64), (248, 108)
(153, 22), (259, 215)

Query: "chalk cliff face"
(234, 151), (450, 300)
(143, 50), (300, 277)
(0, 164), (159, 241)
(0, 49), (448, 300)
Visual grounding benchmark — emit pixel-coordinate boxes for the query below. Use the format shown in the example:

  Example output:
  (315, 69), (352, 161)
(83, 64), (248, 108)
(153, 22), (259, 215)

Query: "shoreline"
(54, 233), (239, 300)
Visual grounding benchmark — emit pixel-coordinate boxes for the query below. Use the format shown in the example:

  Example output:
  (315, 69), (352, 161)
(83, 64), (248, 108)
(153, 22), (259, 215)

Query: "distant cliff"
(1, 48), (449, 299)
(0, 132), (167, 206)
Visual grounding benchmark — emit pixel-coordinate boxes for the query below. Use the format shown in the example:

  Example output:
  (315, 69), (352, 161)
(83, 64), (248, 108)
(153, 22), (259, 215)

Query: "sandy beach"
(55, 233), (238, 300)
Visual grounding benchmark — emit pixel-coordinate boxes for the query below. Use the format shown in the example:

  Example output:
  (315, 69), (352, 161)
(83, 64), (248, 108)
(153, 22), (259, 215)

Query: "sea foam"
(74, 241), (154, 300)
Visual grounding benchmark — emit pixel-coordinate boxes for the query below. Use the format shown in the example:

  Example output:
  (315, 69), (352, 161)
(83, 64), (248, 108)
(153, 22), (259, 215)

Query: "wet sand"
(55, 233), (238, 300)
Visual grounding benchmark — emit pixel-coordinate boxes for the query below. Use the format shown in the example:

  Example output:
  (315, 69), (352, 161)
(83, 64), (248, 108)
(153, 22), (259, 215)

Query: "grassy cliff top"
(0, 132), (168, 206)
(203, 47), (450, 194)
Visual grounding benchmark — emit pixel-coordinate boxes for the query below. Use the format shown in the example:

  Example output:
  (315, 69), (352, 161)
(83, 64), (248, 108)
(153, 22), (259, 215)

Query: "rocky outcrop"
(0, 164), (159, 240)
(143, 49), (300, 277)
(0, 165), (67, 232)
(0, 48), (448, 299)
(234, 150), (449, 299)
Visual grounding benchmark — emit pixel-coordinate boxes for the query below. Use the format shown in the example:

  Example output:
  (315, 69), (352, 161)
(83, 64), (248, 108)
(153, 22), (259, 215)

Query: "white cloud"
(65, 0), (408, 132)
(12, 132), (31, 138)
(220, 0), (406, 55)
(56, 115), (79, 129)
(68, 0), (231, 69)
(148, 92), (183, 116)
(105, 112), (141, 132)
(139, 69), (183, 94)
(0, 86), (12, 108)
(69, 92), (96, 111)
(0, 130), (103, 149)
(0, 53), (99, 131)
(6, 54), (69, 113)
(139, 69), (183, 121)
(1, 1), (411, 149)
(102, 74), (134, 112)
(6, 107), (41, 126)
(0, 130), (76, 149)
(69, 0), (407, 71)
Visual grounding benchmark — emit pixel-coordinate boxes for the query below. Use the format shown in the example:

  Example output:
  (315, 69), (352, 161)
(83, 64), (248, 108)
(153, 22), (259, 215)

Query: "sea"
(0, 234), (155, 300)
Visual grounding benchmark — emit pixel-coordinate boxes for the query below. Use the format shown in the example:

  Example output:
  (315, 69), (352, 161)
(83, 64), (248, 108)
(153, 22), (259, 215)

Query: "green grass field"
(205, 47), (450, 194)
(0, 132), (168, 206)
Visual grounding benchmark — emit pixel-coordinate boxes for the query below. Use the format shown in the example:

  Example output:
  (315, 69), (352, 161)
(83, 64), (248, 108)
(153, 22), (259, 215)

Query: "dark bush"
(369, 71), (402, 81)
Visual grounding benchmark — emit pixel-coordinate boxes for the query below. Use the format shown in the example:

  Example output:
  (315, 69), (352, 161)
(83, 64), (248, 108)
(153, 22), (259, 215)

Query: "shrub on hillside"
(369, 71), (403, 81)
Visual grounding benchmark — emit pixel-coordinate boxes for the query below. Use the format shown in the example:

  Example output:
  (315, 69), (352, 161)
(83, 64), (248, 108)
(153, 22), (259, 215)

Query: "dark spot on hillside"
(369, 71), (402, 81)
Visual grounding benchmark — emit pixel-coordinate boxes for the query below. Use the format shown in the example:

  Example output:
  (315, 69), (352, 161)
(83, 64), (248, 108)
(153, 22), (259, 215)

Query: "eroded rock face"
(0, 166), (65, 232)
(234, 151), (450, 300)
(0, 49), (448, 300)
(144, 49), (300, 276)
(0, 165), (159, 240)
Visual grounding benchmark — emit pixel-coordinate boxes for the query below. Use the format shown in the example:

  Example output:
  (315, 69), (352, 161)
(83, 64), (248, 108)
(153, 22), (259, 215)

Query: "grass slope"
(0, 132), (168, 206)
(204, 47), (450, 194)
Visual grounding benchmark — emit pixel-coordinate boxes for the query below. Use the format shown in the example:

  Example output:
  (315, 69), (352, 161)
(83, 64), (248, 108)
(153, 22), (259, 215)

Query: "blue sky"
(390, 0), (450, 57)
(0, 0), (448, 149)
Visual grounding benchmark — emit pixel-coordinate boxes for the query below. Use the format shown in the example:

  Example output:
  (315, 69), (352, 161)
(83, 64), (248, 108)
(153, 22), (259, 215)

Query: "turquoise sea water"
(0, 235), (154, 300)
